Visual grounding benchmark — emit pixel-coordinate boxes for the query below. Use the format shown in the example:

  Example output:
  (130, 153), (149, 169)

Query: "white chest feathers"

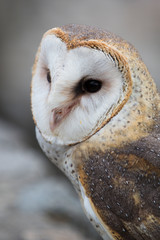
(36, 127), (80, 191)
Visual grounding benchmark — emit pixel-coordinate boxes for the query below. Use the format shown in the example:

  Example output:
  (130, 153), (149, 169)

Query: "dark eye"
(82, 79), (102, 93)
(47, 70), (51, 83)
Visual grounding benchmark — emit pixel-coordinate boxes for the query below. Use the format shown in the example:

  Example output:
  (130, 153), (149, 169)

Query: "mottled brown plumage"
(31, 24), (160, 240)
(78, 121), (160, 239)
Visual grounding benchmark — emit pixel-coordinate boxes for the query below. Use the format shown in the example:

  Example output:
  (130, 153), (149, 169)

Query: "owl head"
(31, 24), (157, 146)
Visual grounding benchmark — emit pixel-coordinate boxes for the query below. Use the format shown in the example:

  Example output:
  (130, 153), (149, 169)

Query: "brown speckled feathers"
(79, 117), (160, 240)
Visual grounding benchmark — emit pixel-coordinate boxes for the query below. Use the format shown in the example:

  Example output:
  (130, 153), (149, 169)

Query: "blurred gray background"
(0, 1), (160, 240)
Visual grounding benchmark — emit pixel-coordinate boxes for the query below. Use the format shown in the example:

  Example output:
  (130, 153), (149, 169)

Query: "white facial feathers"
(32, 35), (124, 145)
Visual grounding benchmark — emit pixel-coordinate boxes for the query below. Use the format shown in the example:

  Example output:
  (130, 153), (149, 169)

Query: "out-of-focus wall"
(0, 0), (160, 134)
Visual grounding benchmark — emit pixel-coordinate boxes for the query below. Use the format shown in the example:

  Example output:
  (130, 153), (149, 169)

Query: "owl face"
(31, 28), (132, 145)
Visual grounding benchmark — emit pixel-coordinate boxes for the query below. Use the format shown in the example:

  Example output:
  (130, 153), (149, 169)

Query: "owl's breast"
(36, 127), (81, 192)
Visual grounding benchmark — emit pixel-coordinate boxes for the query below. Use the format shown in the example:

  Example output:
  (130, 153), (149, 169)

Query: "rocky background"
(0, 1), (160, 240)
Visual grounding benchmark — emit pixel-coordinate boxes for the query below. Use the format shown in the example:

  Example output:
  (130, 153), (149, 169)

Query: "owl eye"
(82, 79), (102, 93)
(47, 70), (51, 83)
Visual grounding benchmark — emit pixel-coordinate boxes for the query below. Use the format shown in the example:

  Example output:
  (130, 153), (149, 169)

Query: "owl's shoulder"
(78, 125), (160, 239)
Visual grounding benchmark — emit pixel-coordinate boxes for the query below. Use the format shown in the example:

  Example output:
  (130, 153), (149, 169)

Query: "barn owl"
(31, 24), (160, 240)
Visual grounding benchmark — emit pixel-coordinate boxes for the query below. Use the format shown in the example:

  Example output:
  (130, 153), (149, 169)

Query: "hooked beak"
(49, 101), (78, 132)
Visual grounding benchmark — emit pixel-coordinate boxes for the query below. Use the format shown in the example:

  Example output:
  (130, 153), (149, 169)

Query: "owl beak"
(49, 101), (77, 132)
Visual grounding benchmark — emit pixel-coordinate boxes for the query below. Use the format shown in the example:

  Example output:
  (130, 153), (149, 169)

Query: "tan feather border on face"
(31, 28), (133, 145)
